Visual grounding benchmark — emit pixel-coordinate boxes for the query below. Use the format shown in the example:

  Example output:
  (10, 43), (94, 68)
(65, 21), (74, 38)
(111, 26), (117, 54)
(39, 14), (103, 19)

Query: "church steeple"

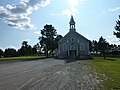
(69, 15), (76, 31)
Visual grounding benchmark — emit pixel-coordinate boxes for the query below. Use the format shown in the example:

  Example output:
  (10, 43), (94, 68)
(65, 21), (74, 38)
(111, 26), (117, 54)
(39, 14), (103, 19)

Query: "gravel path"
(0, 58), (100, 90)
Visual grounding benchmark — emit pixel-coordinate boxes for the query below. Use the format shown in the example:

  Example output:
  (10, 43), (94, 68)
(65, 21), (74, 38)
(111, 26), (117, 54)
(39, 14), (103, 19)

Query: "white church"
(56, 15), (90, 59)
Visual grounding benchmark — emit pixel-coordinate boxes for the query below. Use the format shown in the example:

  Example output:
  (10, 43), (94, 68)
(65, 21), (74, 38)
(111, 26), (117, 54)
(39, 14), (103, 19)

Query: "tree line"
(89, 36), (120, 59)
(0, 41), (38, 57)
(0, 15), (120, 58)
(0, 24), (63, 58)
(90, 15), (120, 59)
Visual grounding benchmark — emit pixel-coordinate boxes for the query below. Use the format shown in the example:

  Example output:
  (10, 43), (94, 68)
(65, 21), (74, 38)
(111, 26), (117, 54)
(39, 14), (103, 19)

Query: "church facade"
(57, 16), (90, 59)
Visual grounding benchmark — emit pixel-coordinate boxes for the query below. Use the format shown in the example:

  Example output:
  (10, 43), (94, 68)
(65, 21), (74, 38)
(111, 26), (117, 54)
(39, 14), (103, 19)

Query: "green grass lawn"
(91, 56), (120, 90)
(0, 56), (46, 61)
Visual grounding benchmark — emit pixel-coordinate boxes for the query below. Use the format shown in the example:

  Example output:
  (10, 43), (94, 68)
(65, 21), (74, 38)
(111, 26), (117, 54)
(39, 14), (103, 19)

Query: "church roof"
(59, 15), (89, 44)
(59, 31), (89, 43)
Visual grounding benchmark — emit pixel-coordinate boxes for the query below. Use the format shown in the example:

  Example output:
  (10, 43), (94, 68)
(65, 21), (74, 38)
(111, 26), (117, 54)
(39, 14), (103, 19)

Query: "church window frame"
(71, 37), (75, 42)
(62, 43), (67, 51)
(80, 42), (85, 51)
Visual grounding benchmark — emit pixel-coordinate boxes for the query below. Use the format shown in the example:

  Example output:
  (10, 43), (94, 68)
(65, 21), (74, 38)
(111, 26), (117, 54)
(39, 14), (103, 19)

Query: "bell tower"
(69, 15), (76, 31)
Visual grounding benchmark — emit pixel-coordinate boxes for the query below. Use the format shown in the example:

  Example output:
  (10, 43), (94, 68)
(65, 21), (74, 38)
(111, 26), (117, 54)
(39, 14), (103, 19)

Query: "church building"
(57, 15), (90, 59)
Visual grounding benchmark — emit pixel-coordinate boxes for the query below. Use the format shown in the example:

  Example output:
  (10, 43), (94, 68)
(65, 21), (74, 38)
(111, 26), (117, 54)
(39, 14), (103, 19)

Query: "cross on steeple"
(69, 15), (76, 31)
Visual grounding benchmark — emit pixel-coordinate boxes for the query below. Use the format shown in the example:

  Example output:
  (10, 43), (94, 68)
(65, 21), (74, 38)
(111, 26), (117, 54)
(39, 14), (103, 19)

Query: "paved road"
(0, 58), (100, 90)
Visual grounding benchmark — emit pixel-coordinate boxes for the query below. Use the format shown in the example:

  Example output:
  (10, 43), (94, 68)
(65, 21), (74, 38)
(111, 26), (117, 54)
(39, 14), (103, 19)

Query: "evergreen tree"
(89, 41), (93, 53)
(18, 41), (33, 56)
(33, 43), (41, 55)
(39, 24), (57, 57)
(98, 36), (108, 59)
(92, 40), (99, 54)
(54, 35), (63, 48)
(114, 15), (120, 38)
(0, 49), (3, 58)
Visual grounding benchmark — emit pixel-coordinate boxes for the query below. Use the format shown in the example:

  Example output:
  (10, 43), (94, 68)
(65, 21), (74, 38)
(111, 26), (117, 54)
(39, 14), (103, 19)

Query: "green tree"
(4, 48), (18, 57)
(18, 41), (32, 56)
(0, 49), (3, 58)
(89, 41), (93, 53)
(118, 45), (120, 51)
(33, 43), (41, 55)
(39, 24), (57, 57)
(22, 41), (28, 47)
(31, 48), (37, 56)
(98, 36), (108, 59)
(54, 35), (63, 48)
(114, 15), (120, 38)
(113, 44), (118, 51)
(92, 40), (99, 54)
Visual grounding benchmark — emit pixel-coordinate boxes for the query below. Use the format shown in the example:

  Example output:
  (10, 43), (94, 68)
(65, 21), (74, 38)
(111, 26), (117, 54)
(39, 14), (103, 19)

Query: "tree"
(22, 41), (28, 47)
(0, 49), (3, 58)
(114, 15), (120, 38)
(109, 44), (114, 52)
(113, 44), (118, 51)
(92, 40), (99, 54)
(54, 35), (63, 48)
(4, 48), (18, 57)
(89, 41), (93, 53)
(39, 24), (57, 57)
(118, 45), (120, 51)
(98, 36), (108, 59)
(18, 41), (32, 56)
(33, 43), (41, 55)
(32, 47), (37, 56)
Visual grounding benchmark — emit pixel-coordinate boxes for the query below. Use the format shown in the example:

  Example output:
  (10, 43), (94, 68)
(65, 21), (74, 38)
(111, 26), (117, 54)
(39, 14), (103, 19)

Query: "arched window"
(80, 42), (85, 51)
(63, 43), (67, 51)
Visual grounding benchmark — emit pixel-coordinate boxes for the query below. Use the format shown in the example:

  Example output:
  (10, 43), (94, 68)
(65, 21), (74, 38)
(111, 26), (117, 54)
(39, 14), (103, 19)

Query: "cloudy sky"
(0, 0), (120, 50)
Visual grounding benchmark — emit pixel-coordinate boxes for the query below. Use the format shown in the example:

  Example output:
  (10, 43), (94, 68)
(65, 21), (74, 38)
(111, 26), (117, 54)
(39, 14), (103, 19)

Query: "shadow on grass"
(105, 58), (117, 61)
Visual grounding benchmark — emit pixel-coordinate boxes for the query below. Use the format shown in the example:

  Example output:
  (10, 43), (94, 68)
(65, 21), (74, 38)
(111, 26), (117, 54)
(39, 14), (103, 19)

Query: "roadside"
(0, 56), (47, 64)
(91, 57), (120, 90)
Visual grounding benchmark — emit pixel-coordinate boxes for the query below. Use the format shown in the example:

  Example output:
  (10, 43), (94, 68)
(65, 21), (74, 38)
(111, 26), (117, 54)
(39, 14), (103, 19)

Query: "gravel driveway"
(0, 58), (100, 90)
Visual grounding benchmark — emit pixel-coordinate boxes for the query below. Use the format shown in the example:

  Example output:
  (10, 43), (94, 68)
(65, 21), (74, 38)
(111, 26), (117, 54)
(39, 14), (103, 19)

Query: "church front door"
(69, 50), (76, 59)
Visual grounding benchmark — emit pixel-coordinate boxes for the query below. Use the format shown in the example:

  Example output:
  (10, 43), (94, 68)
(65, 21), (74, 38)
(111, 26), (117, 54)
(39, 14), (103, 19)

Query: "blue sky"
(0, 0), (120, 50)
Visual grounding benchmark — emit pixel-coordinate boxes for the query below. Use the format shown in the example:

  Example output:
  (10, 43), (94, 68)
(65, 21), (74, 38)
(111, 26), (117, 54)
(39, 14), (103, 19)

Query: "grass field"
(0, 56), (46, 61)
(91, 56), (120, 90)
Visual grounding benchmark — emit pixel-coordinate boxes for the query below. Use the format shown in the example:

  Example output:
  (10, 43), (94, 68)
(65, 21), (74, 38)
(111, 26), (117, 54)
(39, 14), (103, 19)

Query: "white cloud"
(0, 0), (51, 30)
(68, 0), (84, 7)
(49, 13), (58, 16)
(101, 7), (120, 15)
(23, 39), (31, 42)
(62, 7), (78, 16)
(105, 36), (120, 45)
(108, 7), (120, 12)
(1, 45), (20, 51)
(9, 45), (18, 49)
(88, 35), (120, 45)
(68, 0), (78, 7)
(0, 47), (4, 51)
(62, 0), (84, 16)
(33, 31), (41, 35)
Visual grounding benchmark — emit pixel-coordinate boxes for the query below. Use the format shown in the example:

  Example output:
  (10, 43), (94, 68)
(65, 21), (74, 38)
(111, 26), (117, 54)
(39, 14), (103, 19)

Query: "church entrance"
(69, 45), (77, 59)
(69, 50), (76, 59)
